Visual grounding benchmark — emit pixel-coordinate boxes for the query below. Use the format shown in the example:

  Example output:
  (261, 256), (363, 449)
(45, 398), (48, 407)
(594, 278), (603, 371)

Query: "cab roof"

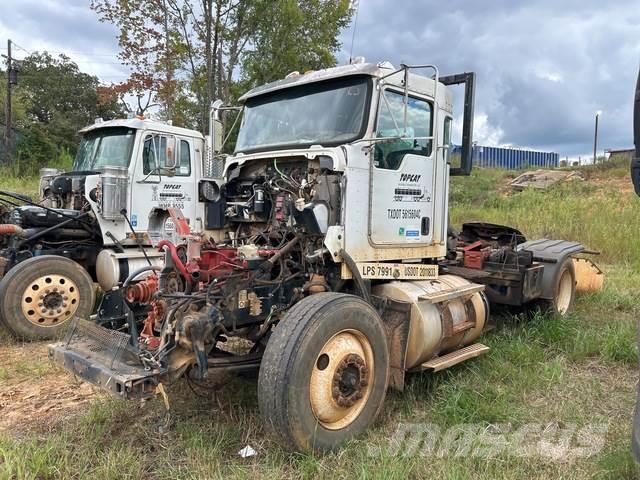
(239, 62), (396, 102)
(238, 61), (452, 112)
(79, 117), (204, 139)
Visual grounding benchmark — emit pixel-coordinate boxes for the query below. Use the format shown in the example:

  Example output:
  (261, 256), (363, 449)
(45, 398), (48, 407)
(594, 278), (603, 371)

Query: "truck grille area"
(49, 317), (163, 399)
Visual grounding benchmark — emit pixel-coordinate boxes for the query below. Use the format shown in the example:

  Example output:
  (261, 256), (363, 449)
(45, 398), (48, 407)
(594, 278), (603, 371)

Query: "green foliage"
(1, 52), (124, 173)
(241, 0), (352, 88)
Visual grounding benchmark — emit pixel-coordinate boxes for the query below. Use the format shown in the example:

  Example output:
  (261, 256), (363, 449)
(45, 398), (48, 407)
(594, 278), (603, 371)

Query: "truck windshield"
(235, 76), (370, 153)
(73, 127), (136, 171)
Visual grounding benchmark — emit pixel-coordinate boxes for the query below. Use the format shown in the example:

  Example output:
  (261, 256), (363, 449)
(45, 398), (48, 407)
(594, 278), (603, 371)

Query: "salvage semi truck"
(42, 60), (602, 452)
(0, 119), (211, 339)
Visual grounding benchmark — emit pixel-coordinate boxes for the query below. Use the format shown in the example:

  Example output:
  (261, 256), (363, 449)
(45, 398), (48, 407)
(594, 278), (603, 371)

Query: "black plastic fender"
(517, 239), (584, 300)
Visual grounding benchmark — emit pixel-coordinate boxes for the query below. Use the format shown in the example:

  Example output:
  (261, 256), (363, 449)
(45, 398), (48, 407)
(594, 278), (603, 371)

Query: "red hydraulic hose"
(157, 239), (192, 290)
(0, 224), (25, 237)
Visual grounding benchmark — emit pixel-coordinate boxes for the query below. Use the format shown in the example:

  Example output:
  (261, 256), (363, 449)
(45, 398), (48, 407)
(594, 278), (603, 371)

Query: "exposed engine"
(0, 171), (100, 277)
(115, 156), (343, 384)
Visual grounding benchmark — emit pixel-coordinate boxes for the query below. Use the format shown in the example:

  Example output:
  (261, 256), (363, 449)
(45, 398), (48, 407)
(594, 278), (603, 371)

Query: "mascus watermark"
(368, 422), (609, 460)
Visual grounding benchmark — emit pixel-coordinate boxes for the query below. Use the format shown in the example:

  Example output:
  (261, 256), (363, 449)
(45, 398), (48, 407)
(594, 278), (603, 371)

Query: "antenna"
(349, 0), (361, 63)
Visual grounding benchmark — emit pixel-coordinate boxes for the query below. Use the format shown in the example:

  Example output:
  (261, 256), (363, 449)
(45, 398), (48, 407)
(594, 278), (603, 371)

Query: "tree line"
(1, 0), (353, 174)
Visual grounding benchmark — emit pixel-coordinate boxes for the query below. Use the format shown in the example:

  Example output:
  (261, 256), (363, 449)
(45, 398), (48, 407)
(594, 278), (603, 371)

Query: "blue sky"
(2, 0), (639, 158)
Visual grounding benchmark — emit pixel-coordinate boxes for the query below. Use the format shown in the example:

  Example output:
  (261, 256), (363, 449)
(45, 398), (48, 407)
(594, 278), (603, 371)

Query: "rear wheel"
(258, 293), (389, 452)
(538, 258), (576, 316)
(0, 255), (95, 340)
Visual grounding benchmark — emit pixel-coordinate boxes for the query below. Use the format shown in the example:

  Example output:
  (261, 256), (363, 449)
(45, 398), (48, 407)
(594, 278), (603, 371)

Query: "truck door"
(369, 89), (436, 246)
(130, 132), (198, 233)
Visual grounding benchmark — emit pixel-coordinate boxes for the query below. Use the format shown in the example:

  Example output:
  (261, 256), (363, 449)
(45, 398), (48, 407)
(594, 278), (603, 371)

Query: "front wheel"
(258, 293), (389, 452)
(0, 255), (96, 340)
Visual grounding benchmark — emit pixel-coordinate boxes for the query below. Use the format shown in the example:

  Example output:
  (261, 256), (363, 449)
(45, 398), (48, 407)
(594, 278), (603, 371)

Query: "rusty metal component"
(139, 300), (166, 350)
(372, 275), (488, 370)
(21, 273), (80, 327)
(304, 273), (328, 294)
(125, 275), (158, 304)
(248, 291), (262, 316)
(309, 329), (374, 430)
(331, 353), (368, 408)
(573, 258), (604, 293)
(238, 289), (248, 309)
(380, 300), (411, 391)
(462, 241), (490, 269)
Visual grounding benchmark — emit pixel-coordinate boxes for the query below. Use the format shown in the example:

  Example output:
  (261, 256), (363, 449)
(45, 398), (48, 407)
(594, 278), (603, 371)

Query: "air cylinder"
(373, 275), (489, 369)
(96, 249), (165, 291)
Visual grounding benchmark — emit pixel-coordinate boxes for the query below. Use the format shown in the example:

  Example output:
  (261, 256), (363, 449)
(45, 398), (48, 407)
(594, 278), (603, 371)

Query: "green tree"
(2, 52), (124, 173)
(241, 0), (352, 88)
(91, 0), (353, 133)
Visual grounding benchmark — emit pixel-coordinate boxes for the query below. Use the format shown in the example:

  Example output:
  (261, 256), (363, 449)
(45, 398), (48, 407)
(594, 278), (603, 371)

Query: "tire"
(0, 255), (96, 340)
(258, 292), (389, 452)
(537, 258), (576, 316)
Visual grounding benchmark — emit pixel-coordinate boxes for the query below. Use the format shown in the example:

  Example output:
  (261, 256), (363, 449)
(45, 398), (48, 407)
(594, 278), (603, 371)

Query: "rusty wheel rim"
(21, 274), (80, 327)
(556, 269), (573, 315)
(309, 329), (374, 430)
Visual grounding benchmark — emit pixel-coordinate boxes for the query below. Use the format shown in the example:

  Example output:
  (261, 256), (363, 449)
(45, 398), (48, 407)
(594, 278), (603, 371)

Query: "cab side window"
(374, 90), (432, 170)
(142, 135), (190, 176)
(178, 140), (191, 176)
(143, 135), (167, 175)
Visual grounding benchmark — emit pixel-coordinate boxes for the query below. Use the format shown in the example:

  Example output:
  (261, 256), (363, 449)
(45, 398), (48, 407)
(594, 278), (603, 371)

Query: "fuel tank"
(373, 275), (489, 369)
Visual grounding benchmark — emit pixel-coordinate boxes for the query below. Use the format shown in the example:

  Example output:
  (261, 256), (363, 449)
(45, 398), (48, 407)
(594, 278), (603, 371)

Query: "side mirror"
(165, 136), (177, 171)
(440, 72), (476, 176)
(213, 119), (224, 153)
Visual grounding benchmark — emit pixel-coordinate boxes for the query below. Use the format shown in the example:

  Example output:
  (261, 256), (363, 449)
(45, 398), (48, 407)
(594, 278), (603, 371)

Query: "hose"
(157, 239), (192, 291)
(339, 249), (372, 304)
(122, 265), (162, 288)
(0, 224), (26, 237)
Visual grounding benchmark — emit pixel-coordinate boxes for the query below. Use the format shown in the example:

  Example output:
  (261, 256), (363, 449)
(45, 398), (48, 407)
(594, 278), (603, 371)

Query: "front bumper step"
(49, 317), (164, 399)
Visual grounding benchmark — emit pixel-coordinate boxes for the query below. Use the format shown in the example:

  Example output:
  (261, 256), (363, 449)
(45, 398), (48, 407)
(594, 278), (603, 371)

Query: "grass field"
(0, 161), (639, 479)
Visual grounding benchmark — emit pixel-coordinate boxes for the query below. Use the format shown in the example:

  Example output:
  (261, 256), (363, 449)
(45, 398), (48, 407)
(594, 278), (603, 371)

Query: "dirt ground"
(0, 341), (101, 434)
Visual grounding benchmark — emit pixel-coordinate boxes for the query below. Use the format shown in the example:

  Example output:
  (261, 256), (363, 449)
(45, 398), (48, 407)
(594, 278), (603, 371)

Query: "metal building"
(452, 145), (559, 170)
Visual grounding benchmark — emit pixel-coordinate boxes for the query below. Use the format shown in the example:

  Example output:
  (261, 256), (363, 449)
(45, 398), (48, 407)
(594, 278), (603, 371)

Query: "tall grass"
(450, 159), (640, 268)
(0, 160), (638, 479)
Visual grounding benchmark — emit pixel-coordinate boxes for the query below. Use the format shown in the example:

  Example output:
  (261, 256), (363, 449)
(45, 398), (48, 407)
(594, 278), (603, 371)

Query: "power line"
(10, 41), (32, 56)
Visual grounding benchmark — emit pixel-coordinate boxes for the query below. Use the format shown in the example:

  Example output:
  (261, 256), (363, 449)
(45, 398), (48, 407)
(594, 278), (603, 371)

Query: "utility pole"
(3, 39), (12, 164)
(592, 110), (601, 165)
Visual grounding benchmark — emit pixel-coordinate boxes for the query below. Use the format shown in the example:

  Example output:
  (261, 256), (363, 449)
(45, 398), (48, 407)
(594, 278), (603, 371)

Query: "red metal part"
(125, 275), (159, 303)
(198, 248), (241, 283)
(168, 208), (191, 237)
(462, 241), (489, 269)
(0, 224), (25, 237)
(157, 239), (192, 290)
(139, 300), (165, 350)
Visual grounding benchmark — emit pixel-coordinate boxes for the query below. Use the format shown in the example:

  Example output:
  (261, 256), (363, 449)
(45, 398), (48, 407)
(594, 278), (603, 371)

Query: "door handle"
(421, 217), (430, 236)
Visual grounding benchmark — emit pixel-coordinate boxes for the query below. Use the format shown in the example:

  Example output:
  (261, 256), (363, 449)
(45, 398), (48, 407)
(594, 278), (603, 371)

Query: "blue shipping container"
(451, 145), (559, 170)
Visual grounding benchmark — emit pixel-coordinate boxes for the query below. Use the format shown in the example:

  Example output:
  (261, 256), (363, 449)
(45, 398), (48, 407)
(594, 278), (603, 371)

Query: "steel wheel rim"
(309, 329), (374, 430)
(21, 274), (80, 327)
(556, 269), (573, 315)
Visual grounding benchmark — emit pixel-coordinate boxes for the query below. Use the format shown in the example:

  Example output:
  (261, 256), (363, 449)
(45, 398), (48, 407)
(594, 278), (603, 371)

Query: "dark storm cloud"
(342, 0), (640, 156)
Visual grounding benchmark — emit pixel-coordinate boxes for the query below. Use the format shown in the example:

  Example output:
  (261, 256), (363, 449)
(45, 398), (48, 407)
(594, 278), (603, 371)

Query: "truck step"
(420, 343), (489, 372)
(418, 283), (485, 304)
